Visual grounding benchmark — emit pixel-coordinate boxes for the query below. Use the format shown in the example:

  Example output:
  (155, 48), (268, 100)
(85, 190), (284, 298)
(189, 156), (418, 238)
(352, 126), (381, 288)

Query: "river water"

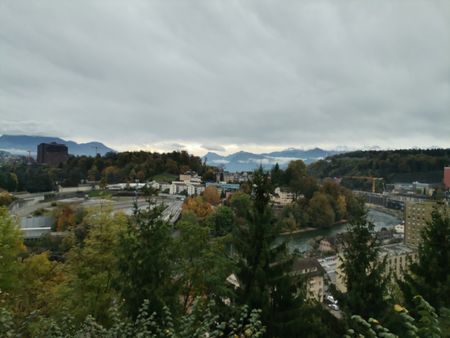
(279, 209), (401, 253)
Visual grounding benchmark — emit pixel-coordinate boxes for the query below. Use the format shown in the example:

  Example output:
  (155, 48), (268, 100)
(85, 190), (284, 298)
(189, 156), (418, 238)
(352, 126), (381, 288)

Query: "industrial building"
(37, 142), (69, 166)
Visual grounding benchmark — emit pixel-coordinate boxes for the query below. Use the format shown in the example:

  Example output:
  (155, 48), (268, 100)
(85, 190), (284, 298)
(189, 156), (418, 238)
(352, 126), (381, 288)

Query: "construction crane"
(342, 176), (384, 193)
(27, 150), (33, 165)
(91, 145), (99, 156)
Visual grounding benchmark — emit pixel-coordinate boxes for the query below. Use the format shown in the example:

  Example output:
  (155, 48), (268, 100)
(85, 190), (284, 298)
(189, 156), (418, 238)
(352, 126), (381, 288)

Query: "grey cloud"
(170, 143), (186, 150)
(201, 144), (226, 152)
(0, 1), (449, 153)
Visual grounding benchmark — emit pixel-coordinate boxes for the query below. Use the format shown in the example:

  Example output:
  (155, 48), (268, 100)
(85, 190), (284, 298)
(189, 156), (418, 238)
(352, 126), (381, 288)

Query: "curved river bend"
(279, 209), (401, 253)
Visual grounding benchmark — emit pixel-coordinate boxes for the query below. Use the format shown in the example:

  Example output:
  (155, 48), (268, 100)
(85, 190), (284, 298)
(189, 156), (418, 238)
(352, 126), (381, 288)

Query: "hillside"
(308, 148), (450, 183)
(0, 134), (114, 157)
(0, 150), (204, 193)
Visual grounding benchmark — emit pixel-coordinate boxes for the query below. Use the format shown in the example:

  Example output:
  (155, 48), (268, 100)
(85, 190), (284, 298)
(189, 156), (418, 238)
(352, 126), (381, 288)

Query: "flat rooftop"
(378, 243), (415, 256)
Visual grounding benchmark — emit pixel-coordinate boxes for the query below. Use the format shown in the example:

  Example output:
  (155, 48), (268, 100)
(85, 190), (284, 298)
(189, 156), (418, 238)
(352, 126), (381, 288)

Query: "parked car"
(326, 295), (337, 304)
(329, 303), (339, 311)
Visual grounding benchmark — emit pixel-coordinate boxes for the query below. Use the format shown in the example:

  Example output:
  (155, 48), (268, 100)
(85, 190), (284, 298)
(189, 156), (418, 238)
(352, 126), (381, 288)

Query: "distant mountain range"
(203, 148), (341, 172)
(0, 135), (115, 157)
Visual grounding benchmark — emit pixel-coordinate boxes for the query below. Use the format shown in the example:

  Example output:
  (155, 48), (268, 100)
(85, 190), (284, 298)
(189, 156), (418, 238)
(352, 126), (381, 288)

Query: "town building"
(226, 258), (325, 304)
(217, 171), (253, 183)
(216, 172), (239, 183)
(271, 187), (295, 206)
(179, 171), (201, 183)
(169, 181), (187, 195)
(206, 182), (240, 192)
(292, 257), (325, 302)
(318, 236), (343, 254)
(379, 243), (418, 280)
(444, 167), (450, 190)
(160, 183), (171, 193)
(404, 200), (437, 248)
(37, 142), (69, 166)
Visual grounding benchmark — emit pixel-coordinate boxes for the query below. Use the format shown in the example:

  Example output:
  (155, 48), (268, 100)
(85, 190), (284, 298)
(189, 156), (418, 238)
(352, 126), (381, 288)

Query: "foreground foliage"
(345, 296), (450, 338)
(0, 299), (265, 338)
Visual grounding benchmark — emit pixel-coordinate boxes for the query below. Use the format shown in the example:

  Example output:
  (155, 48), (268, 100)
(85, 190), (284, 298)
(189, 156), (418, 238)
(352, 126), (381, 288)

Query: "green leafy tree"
(230, 191), (252, 219)
(285, 160), (307, 199)
(0, 173), (18, 191)
(402, 207), (450, 310)
(87, 164), (100, 181)
(307, 191), (336, 228)
(174, 219), (233, 313)
(339, 205), (390, 321)
(297, 175), (319, 200)
(63, 207), (126, 324)
(206, 205), (235, 237)
(0, 208), (24, 300)
(13, 252), (66, 336)
(0, 192), (14, 207)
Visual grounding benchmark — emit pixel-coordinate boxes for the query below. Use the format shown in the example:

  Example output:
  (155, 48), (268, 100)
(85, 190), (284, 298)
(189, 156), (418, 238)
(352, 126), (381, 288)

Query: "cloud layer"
(1, 1), (449, 154)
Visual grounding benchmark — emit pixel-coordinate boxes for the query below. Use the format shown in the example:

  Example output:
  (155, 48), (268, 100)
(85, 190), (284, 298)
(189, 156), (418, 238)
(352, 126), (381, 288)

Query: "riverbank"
(366, 203), (403, 220)
(280, 209), (401, 253)
(279, 220), (347, 236)
(279, 204), (401, 237)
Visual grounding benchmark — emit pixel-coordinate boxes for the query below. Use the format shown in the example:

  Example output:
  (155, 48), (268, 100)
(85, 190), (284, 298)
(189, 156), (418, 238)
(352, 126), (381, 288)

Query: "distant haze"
(1, 1), (449, 155)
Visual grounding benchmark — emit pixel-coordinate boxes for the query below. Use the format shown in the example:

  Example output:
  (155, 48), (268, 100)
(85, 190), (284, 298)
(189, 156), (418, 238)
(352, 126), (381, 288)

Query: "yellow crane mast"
(342, 176), (384, 193)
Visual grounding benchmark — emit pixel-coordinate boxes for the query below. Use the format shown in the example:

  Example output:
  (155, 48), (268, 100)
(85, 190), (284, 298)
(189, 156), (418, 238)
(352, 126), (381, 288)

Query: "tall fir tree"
(339, 203), (390, 320)
(233, 167), (305, 337)
(401, 206), (450, 310)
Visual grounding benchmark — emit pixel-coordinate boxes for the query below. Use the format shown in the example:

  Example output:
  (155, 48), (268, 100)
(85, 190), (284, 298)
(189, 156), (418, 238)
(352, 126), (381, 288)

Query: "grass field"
(151, 173), (178, 183)
(87, 190), (112, 199)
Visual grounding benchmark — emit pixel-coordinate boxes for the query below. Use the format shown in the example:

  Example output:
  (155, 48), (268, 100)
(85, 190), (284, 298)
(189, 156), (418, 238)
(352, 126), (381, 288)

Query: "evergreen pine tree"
(233, 167), (305, 337)
(270, 163), (282, 187)
(401, 206), (450, 310)
(339, 204), (390, 320)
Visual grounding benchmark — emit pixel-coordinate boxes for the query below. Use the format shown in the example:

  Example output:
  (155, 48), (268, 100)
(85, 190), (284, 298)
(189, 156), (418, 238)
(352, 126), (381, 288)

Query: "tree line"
(308, 148), (450, 185)
(0, 150), (213, 193)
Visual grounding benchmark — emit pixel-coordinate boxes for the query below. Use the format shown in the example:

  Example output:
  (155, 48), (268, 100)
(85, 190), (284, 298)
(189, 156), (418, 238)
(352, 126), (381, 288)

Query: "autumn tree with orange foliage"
(202, 186), (220, 205)
(182, 196), (213, 218)
(54, 205), (77, 232)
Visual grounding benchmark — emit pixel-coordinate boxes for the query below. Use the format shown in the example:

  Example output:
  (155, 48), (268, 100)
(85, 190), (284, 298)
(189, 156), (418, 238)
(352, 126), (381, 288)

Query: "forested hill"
(0, 150), (206, 193)
(308, 148), (450, 183)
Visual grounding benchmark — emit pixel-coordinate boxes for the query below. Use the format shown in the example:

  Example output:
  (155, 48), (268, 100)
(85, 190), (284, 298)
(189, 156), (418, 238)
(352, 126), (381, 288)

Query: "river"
(279, 209), (401, 253)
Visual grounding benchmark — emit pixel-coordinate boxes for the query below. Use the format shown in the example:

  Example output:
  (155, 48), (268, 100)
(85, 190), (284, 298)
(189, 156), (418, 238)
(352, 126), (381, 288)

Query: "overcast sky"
(1, 1), (449, 155)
